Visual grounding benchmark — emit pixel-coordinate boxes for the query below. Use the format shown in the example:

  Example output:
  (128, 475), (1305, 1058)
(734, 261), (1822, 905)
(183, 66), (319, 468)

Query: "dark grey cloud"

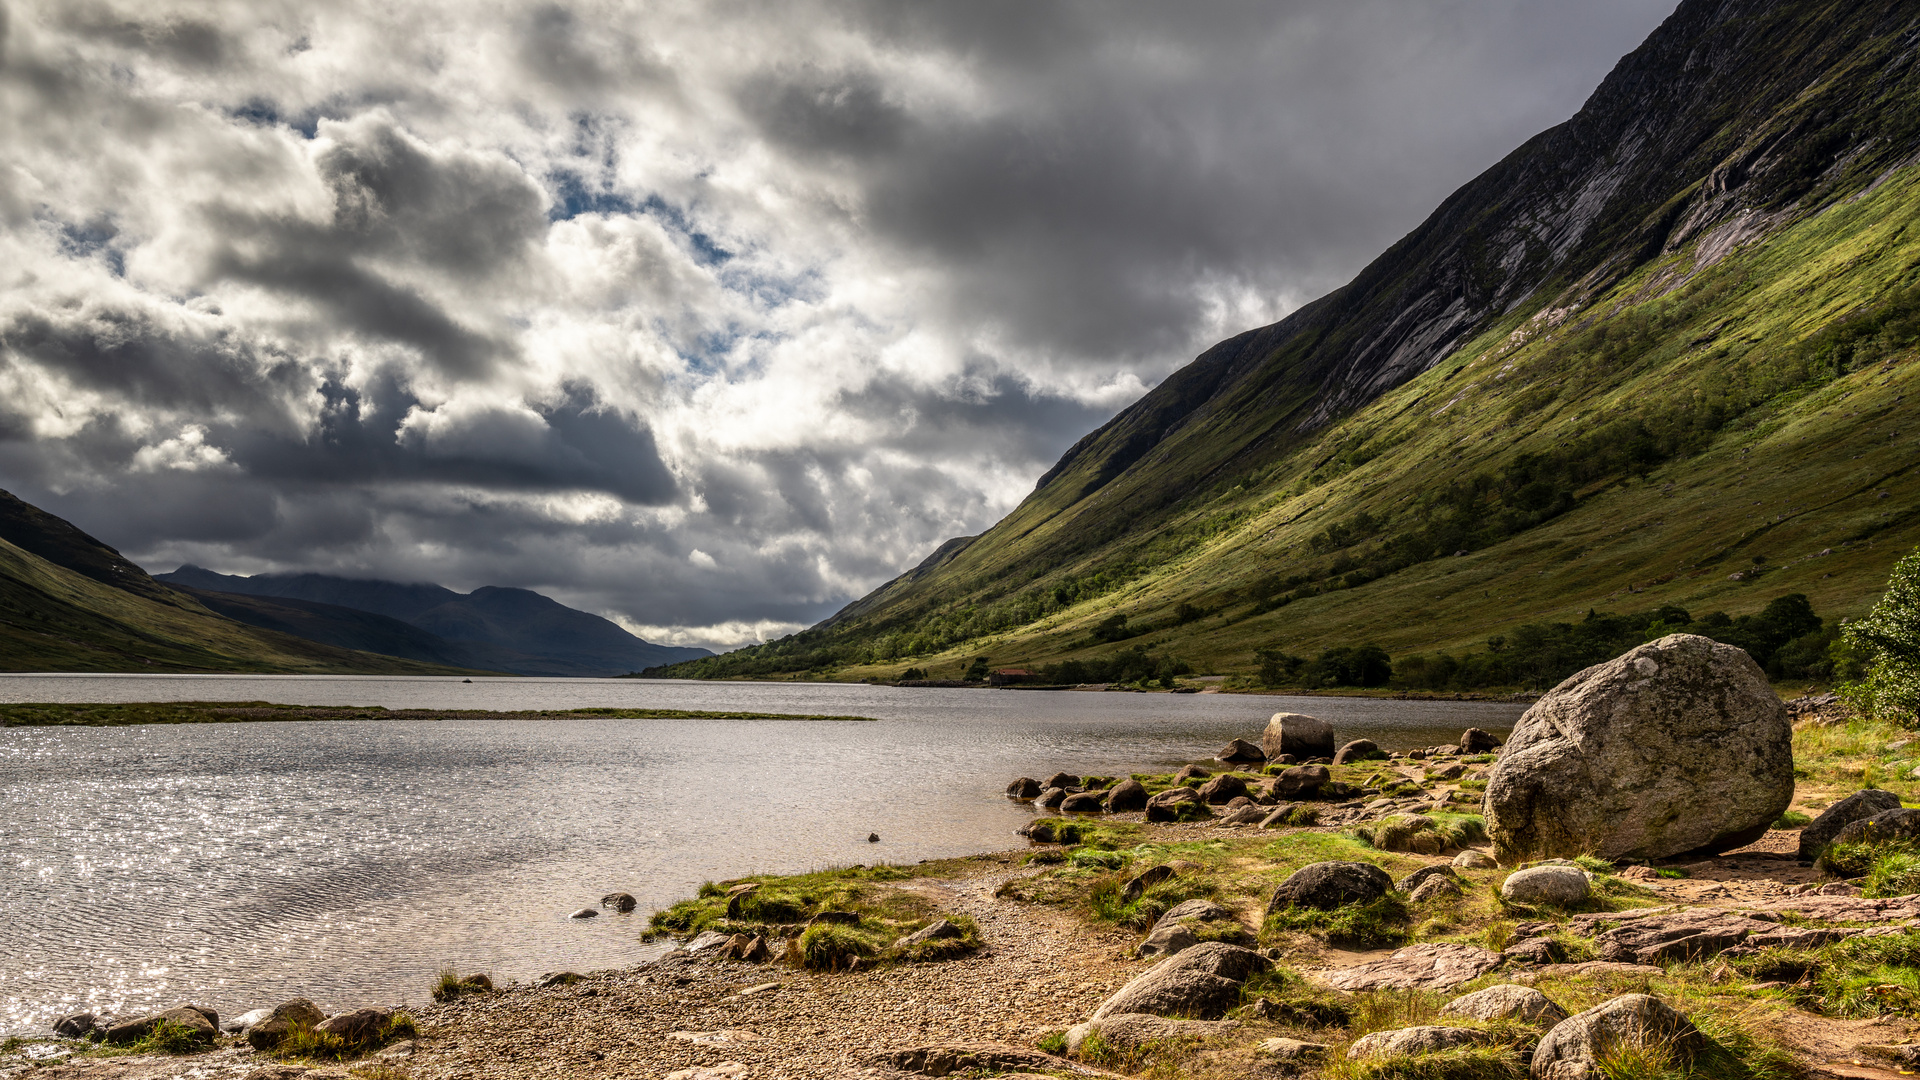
(0, 0), (1679, 647)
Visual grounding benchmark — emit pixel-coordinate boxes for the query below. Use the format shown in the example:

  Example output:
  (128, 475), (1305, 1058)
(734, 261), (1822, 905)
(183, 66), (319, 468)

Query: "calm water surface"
(0, 675), (1524, 1034)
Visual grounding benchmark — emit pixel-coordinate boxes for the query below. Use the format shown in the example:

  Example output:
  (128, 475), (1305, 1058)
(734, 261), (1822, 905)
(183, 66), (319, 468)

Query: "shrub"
(797, 922), (880, 971)
(130, 1020), (205, 1055)
(1841, 545), (1920, 726)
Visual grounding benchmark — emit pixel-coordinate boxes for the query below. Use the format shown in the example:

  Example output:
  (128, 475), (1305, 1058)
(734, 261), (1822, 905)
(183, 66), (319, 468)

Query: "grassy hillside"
(0, 535), (476, 674)
(648, 0), (1920, 688)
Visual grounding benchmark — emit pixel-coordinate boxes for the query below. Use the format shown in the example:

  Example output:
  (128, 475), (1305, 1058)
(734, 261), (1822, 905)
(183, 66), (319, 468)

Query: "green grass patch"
(128, 1021), (205, 1055)
(1265, 893), (1412, 949)
(1774, 811), (1812, 829)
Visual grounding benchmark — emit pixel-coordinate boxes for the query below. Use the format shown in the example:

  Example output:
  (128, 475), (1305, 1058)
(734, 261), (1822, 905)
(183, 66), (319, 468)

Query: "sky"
(0, 0), (1679, 650)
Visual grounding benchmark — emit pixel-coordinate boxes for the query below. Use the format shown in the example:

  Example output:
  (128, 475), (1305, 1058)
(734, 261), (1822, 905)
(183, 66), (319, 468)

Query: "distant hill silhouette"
(159, 566), (711, 677)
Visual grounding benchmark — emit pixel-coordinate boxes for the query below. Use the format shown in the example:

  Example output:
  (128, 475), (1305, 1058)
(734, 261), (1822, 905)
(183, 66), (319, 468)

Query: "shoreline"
(0, 701), (881, 727)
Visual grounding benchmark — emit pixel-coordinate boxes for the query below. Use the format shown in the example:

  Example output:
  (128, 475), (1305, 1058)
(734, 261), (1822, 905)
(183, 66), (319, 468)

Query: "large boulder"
(1530, 995), (1707, 1080)
(1090, 942), (1267, 1021)
(316, 1007), (393, 1047)
(1261, 713), (1335, 762)
(1267, 861), (1392, 912)
(1106, 778), (1149, 812)
(1798, 789), (1903, 860)
(1483, 634), (1792, 863)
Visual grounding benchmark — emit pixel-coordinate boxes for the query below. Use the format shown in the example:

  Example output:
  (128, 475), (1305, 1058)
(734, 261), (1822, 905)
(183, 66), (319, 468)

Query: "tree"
(1842, 546), (1920, 725)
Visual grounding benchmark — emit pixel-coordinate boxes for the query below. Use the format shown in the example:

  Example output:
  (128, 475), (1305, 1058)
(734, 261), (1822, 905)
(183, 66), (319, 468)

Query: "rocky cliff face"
(652, 0), (1920, 680)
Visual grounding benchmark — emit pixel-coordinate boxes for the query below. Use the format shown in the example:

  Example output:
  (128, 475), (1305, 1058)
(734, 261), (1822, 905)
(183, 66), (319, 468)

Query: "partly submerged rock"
(1484, 634), (1792, 863)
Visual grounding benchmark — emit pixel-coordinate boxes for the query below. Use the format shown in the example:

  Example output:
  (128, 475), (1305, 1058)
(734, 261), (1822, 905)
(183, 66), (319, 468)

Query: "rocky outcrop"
(1323, 944), (1504, 991)
(1530, 995), (1706, 1080)
(1261, 713), (1334, 762)
(1090, 942), (1268, 1021)
(1798, 789), (1903, 861)
(1268, 862), (1391, 911)
(1484, 634), (1792, 863)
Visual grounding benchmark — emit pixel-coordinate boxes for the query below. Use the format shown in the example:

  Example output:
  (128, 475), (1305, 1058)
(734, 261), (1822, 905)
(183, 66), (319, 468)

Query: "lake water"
(0, 675), (1525, 1035)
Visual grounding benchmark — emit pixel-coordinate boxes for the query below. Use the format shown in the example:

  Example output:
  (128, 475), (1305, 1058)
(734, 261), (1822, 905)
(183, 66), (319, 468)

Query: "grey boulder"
(1261, 713), (1335, 762)
(1501, 866), (1591, 906)
(1323, 943), (1503, 991)
(1349, 1026), (1486, 1058)
(317, 1007), (392, 1047)
(1531, 994), (1707, 1080)
(1441, 984), (1568, 1025)
(1065, 1014), (1237, 1055)
(1090, 942), (1267, 1021)
(1798, 789), (1903, 861)
(1484, 634), (1792, 863)
(1135, 923), (1198, 959)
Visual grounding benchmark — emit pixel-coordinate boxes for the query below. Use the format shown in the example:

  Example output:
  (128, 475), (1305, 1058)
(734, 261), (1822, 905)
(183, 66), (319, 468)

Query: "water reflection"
(0, 676), (1523, 1034)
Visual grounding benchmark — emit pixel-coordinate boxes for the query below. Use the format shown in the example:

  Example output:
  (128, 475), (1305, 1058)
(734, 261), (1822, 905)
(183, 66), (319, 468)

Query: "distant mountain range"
(0, 488), (470, 675)
(158, 566), (710, 677)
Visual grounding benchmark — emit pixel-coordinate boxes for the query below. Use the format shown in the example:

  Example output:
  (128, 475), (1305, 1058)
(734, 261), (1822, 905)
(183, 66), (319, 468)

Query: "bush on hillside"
(1841, 545), (1920, 726)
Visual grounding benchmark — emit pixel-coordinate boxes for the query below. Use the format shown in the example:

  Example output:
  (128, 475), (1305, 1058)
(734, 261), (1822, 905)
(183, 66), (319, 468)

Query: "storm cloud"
(0, 0), (1675, 647)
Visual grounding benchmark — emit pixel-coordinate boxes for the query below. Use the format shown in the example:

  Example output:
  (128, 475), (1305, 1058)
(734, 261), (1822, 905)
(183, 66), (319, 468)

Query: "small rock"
(1197, 773), (1250, 804)
(53, 1012), (96, 1039)
(1348, 1026), (1486, 1058)
(896, 919), (963, 949)
(1123, 864), (1177, 902)
(1173, 764), (1213, 784)
(1060, 791), (1107, 812)
(685, 929), (734, 953)
(1261, 1036), (1329, 1062)
(1460, 728), (1502, 754)
(225, 1007), (271, 1033)
(1500, 865), (1590, 906)
(1333, 739), (1382, 765)
(868, 832), (880, 843)
(1218, 738), (1266, 763)
(570, 907), (599, 919)
(1268, 861), (1392, 912)
(462, 972), (494, 991)
(1395, 865), (1459, 894)
(1453, 849), (1498, 869)
(601, 892), (638, 912)
(1409, 875), (1463, 903)
(664, 1064), (749, 1080)
(1105, 778), (1149, 812)
(1215, 804), (1267, 825)
(1136, 924), (1199, 959)
(1440, 984), (1568, 1025)
(1065, 1014), (1236, 1054)
(720, 934), (772, 962)
(1006, 777), (1043, 799)
(316, 1007), (392, 1047)
(537, 972), (585, 988)
(1044, 771), (1081, 790)
(1034, 787), (1068, 808)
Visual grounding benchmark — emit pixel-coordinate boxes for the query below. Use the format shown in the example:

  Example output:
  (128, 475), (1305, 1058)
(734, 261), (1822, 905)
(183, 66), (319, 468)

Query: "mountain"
(650, 0), (1920, 684)
(0, 489), (475, 674)
(158, 566), (712, 677)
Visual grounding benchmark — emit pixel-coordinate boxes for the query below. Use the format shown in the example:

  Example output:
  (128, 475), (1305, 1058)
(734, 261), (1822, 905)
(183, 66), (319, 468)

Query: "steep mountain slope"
(160, 567), (712, 676)
(0, 492), (476, 674)
(652, 0), (1920, 684)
